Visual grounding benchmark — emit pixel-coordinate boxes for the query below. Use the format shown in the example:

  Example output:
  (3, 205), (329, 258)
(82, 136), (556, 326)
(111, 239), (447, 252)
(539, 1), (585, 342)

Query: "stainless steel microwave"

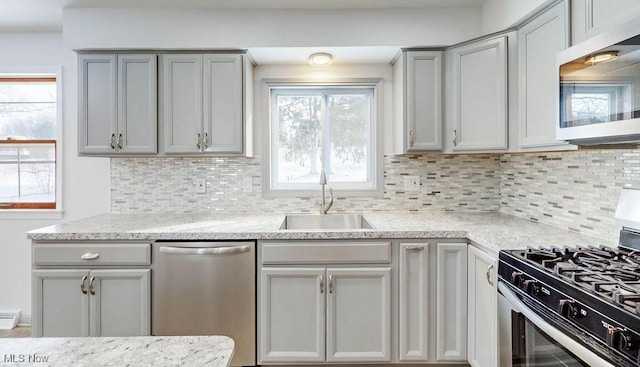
(557, 17), (640, 145)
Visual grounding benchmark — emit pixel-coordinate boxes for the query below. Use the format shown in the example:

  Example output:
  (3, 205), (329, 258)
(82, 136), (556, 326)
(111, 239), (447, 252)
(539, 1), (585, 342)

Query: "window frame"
(0, 68), (64, 219)
(262, 78), (384, 198)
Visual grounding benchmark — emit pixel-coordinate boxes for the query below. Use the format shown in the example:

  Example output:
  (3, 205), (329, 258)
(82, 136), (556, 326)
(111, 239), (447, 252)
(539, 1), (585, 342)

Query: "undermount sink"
(278, 214), (375, 230)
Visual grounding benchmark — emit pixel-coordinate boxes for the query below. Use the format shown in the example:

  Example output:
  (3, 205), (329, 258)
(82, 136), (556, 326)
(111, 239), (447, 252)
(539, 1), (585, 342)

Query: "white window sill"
(0, 209), (64, 220)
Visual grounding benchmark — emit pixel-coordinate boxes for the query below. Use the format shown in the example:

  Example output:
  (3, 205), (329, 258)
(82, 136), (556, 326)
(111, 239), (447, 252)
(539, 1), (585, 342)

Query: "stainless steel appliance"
(152, 241), (256, 366)
(557, 17), (640, 145)
(498, 187), (640, 367)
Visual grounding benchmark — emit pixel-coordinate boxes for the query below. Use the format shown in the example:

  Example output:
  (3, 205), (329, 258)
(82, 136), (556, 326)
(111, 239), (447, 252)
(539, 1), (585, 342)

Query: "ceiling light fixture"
(585, 51), (618, 65)
(309, 53), (333, 66)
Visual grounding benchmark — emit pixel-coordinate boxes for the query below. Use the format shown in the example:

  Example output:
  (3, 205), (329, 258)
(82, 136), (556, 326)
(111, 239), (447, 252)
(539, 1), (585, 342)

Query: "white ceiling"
(0, 0), (487, 32)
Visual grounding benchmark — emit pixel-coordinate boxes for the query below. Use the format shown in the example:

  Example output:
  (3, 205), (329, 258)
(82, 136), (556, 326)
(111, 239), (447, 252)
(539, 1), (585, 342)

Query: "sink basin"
(278, 214), (375, 230)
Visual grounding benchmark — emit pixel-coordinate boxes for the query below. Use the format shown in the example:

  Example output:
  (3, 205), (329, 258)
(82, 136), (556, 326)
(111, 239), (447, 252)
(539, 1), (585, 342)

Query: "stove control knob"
(607, 327), (635, 352)
(524, 280), (541, 296)
(558, 300), (579, 318)
(511, 272), (524, 287)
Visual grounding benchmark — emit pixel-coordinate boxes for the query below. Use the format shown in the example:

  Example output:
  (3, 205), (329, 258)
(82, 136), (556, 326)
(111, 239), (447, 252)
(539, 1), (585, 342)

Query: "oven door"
(498, 281), (616, 367)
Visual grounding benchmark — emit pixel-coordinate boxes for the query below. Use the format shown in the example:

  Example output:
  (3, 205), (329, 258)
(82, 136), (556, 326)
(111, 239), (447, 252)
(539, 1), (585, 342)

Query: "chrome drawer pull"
(486, 264), (495, 286)
(80, 252), (100, 260)
(405, 246), (424, 251)
(89, 276), (96, 295)
(80, 275), (88, 294)
(329, 275), (334, 294)
(320, 275), (324, 294)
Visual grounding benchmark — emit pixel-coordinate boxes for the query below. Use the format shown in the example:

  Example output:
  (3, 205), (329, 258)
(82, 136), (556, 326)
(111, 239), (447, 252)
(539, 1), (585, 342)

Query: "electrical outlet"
(195, 178), (206, 193)
(243, 177), (253, 193)
(403, 176), (420, 191)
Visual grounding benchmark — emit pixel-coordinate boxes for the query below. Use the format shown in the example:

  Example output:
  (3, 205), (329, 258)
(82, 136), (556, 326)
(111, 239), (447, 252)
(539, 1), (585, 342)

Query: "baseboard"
(19, 313), (31, 325)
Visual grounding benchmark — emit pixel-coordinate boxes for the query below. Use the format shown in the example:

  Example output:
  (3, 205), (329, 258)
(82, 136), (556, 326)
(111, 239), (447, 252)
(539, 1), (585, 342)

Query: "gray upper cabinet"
(161, 54), (203, 154)
(78, 53), (157, 155)
(572, 0), (640, 44)
(161, 53), (244, 155)
(393, 50), (443, 153)
(448, 35), (508, 152)
(518, 2), (573, 150)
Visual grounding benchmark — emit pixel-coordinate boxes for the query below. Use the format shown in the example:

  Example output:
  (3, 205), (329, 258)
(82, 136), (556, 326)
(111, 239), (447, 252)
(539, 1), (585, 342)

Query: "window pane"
(0, 82), (56, 139)
(0, 163), (19, 200)
(327, 94), (370, 183)
(276, 94), (322, 184)
(19, 163), (55, 203)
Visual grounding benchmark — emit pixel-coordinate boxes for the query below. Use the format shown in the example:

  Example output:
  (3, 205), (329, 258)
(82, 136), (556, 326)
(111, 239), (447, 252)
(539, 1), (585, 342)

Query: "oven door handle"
(498, 281), (616, 367)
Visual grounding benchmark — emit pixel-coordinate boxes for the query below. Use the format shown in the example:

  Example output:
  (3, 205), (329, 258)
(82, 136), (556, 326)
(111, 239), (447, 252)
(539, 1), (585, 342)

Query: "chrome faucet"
(319, 170), (333, 214)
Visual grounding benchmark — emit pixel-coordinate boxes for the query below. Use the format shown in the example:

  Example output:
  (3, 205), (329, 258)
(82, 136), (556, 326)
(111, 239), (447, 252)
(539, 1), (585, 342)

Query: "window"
(0, 78), (57, 209)
(267, 83), (381, 195)
(560, 83), (632, 128)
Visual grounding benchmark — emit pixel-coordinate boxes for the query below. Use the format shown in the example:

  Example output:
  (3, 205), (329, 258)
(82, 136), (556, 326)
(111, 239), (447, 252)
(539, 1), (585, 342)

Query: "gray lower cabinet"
(436, 243), (467, 362)
(78, 53), (157, 155)
(259, 267), (391, 364)
(161, 53), (244, 155)
(32, 269), (150, 337)
(467, 246), (498, 367)
(398, 242), (430, 361)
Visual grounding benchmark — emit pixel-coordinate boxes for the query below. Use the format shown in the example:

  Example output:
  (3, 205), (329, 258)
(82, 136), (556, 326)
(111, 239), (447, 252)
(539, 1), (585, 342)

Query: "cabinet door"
(78, 54), (117, 155)
(436, 243), (467, 361)
(572, 0), (640, 44)
(259, 268), (325, 363)
(398, 243), (430, 361)
(518, 2), (571, 149)
(451, 36), (508, 151)
(89, 269), (150, 337)
(203, 54), (243, 154)
(32, 270), (89, 337)
(161, 54), (203, 154)
(467, 246), (498, 367)
(326, 267), (391, 362)
(406, 51), (443, 151)
(117, 54), (157, 154)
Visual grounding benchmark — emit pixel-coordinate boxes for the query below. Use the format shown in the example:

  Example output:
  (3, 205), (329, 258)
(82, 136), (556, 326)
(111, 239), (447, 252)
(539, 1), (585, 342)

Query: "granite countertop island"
(0, 335), (234, 367)
(26, 211), (616, 253)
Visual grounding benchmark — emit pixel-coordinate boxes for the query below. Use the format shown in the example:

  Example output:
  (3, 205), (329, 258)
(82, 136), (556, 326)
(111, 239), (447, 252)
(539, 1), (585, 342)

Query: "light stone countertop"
(26, 211), (616, 253)
(0, 335), (234, 367)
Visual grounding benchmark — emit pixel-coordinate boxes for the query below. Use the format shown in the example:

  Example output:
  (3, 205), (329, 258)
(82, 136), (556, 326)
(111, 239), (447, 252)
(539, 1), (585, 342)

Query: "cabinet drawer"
(33, 242), (151, 266)
(261, 241), (391, 264)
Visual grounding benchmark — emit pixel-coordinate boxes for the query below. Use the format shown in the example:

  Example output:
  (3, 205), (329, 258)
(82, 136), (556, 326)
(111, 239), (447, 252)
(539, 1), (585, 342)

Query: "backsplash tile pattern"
(110, 154), (501, 214)
(111, 148), (640, 242)
(499, 149), (640, 242)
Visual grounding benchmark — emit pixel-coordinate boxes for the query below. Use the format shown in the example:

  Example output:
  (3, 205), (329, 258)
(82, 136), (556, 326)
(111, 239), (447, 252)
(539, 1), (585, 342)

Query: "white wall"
(63, 7), (482, 50)
(0, 32), (110, 322)
(481, 0), (552, 34)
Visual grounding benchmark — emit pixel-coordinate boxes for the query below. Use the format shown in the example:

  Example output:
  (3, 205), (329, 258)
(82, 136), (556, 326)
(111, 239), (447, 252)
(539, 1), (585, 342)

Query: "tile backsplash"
(110, 154), (501, 214)
(110, 148), (640, 242)
(499, 149), (640, 242)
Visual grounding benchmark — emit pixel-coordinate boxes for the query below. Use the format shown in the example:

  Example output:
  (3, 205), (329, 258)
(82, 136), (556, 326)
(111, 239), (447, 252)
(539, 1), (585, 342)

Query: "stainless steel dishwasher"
(152, 241), (255, 366)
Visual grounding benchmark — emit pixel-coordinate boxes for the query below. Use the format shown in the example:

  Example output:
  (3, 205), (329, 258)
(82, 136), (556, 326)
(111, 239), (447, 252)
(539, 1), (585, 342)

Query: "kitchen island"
(0, 335), (234, 367)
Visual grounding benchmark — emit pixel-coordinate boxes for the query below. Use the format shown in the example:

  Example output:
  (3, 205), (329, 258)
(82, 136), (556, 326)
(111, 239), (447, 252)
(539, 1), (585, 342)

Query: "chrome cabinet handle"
(203, 133), (208, 150)
(486, 264), (494, 286)
(196, 133), (201, 150)
(453, 129), (458, 147)
(80, 275), (88, 294)
(405, 246), (424, 251)
(109, 134), (116, 149)
(89, 276), (96, 295)
(159, 245), (251, 255)
(320, 275), (324, 294)
(329, 275), (334, 294)
(409, 130), (415, 148)
(116, 133), (123, 149)
(80, 252), (99, 260)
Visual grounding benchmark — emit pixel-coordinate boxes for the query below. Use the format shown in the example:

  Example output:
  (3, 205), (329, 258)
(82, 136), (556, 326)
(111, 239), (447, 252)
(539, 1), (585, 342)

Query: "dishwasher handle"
(159, 245), (251, 255)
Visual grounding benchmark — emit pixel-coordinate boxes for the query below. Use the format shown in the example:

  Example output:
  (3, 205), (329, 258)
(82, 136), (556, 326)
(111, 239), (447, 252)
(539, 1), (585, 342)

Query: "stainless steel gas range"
(498, 187), (640, 367)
